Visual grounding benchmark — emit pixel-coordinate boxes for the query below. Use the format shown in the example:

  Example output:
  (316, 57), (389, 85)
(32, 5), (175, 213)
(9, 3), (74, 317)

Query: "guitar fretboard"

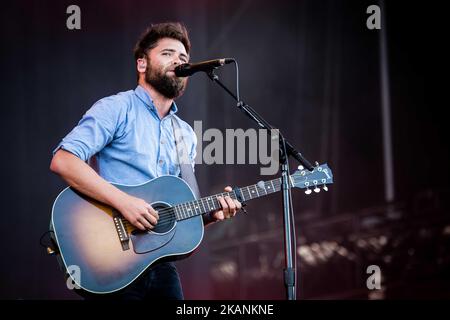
(173, 177), (286, 220)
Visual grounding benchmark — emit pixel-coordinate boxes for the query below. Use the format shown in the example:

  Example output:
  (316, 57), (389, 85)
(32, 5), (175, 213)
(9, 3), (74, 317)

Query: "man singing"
(50, 22), (241, 300)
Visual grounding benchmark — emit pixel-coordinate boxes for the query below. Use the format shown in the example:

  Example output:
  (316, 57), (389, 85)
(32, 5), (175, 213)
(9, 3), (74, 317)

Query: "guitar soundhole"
(151, 202), (176, 234)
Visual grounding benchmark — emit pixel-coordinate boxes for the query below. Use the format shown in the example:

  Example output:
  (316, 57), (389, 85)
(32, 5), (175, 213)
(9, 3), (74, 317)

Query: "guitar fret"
(201, 197), (208, 212)
(212, 196), (218, 211)
(181, 202), (187, 219)
(197, 198), (205, 213)
(191, 202), (196, 217)
(174, 205), (180, 219)
(209, 196), (215, 211)
(205, 197), (212, 212)
(215, 195), (222, 210)
(242, 187), (247, 199)
(184, 202), (189, 218)
(243, 187), (250, 201)
(204, 196), (212, 212)
(264, 181), (271, 193)
(238, 188), (245, 202)
(250, 186), (256, 198)
(178, 203), (183, 219)
(207, 197), (214, 211)
(187, 203), (192, 217)
(243, 188), (249, 201)
(188, 202), (193, 216)
(176, 204), (181, 219)
(198, 200), (204, 214)
(259, 183), (267, 195)
(187, 202), (192, 217)
(246, 186), (252, 199)
(194, 202), (198, 216)
(193, 200), (200, 215)
(173, 173), (312, 221)
(176, 204), (182, 219)
(185, 203), (189, 218)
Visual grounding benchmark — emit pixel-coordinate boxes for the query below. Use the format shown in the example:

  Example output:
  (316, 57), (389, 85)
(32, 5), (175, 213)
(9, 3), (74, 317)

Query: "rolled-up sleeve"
(53, 97), (125, 161)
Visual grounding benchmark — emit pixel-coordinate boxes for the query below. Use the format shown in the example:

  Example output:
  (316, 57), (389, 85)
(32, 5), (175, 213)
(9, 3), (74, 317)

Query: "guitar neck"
(173, 177), (286, 220)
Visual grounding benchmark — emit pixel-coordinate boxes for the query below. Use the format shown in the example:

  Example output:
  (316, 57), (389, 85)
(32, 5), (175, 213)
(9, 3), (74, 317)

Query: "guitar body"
(51, 175), (203, 294)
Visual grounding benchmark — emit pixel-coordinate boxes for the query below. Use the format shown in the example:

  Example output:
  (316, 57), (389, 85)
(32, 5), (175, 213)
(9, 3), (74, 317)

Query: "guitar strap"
(171, 117), (201, 199)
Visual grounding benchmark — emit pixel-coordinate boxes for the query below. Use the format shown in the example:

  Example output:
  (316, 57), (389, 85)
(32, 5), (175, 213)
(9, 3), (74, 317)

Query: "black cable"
(231, 59), (240, 103)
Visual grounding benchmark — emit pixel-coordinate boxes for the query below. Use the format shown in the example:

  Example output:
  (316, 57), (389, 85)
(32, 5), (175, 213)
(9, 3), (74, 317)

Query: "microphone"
(175, 58), (234, 77)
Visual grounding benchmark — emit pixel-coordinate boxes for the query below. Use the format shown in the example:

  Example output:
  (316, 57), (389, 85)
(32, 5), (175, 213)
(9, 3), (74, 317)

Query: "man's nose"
(173, 56), (184, 66)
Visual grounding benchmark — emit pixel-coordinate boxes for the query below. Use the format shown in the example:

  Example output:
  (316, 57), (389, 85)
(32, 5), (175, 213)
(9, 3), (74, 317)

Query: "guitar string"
(149, 173), (312, 219)
(120, 179), (288, 230)
(120, 176), (315, 230)
(120, 192), (237, 230)
(121, 191), (242, 230)
(118, 175), (319, 230)
(128, 180), (281, 221)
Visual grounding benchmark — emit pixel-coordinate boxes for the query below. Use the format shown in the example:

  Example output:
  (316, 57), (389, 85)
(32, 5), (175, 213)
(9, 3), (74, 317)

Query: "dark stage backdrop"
(0, 0), (447, 299)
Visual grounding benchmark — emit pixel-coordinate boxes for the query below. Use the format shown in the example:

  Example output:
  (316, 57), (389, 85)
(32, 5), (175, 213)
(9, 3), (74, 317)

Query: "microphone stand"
(206, 70), (314, 300)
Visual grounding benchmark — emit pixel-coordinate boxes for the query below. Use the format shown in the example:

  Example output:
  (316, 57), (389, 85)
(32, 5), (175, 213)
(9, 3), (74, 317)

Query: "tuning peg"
(313, 180), (320, 193)
(305, 187), (312, 195)
(298, 165), (304, 170)
(322, 185), (328, 192)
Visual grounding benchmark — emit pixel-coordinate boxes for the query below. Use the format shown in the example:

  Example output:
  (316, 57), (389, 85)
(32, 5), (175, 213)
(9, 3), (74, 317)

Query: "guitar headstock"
(291, 163), (333, 194)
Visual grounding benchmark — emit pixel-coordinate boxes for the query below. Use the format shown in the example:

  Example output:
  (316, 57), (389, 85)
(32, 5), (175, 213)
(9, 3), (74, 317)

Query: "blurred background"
(1, 0), (448, 299)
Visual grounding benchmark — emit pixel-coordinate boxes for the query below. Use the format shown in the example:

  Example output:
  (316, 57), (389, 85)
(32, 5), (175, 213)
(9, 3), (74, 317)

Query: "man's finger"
(146, 204), (159, 217)
(218, 196), (230, 217)
(214, 210), (225, 220)
(134, 221), (147, 231)
(144, 213), (158, 225)
(138, 216), (153, 229)
(147, 207), (159, 221)
(224, 196), (236, 211)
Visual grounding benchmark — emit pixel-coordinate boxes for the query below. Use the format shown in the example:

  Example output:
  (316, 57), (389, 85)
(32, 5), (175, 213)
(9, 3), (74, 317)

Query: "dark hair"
(133, 22), (191, 61)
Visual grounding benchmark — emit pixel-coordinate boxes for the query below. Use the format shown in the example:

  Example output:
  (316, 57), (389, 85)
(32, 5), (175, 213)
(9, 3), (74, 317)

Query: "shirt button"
(159, 159), (164, 165)
(161, 139), (166, 144)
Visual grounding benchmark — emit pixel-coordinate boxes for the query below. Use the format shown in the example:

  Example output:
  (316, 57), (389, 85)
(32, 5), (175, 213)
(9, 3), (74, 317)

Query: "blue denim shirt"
(53, 85), (197, 185)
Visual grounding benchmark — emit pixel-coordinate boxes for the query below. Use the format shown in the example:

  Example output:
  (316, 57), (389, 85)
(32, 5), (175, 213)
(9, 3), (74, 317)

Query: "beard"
(145, 58), (187, 99)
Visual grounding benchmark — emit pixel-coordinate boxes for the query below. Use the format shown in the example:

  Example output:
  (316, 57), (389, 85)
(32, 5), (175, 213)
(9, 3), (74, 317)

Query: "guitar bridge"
(113, 210), (130, 251)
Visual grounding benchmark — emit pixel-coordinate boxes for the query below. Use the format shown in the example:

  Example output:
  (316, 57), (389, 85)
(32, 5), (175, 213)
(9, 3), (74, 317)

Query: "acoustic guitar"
(50, 163), (333, 294)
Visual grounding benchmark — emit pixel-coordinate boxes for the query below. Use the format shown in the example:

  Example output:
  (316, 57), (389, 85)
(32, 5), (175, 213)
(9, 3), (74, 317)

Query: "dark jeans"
(77, 262), (184, 300)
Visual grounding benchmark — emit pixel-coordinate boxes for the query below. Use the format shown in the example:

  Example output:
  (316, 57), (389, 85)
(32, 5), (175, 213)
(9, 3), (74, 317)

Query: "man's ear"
(137, 58), (147, 73)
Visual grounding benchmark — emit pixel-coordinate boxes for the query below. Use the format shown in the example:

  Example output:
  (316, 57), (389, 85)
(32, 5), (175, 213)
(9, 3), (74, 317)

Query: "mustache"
(164, 65), (177, 72)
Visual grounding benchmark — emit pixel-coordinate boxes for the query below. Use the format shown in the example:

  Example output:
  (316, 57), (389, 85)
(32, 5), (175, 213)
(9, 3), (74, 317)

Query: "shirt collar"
(134, 85), (178, 116)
